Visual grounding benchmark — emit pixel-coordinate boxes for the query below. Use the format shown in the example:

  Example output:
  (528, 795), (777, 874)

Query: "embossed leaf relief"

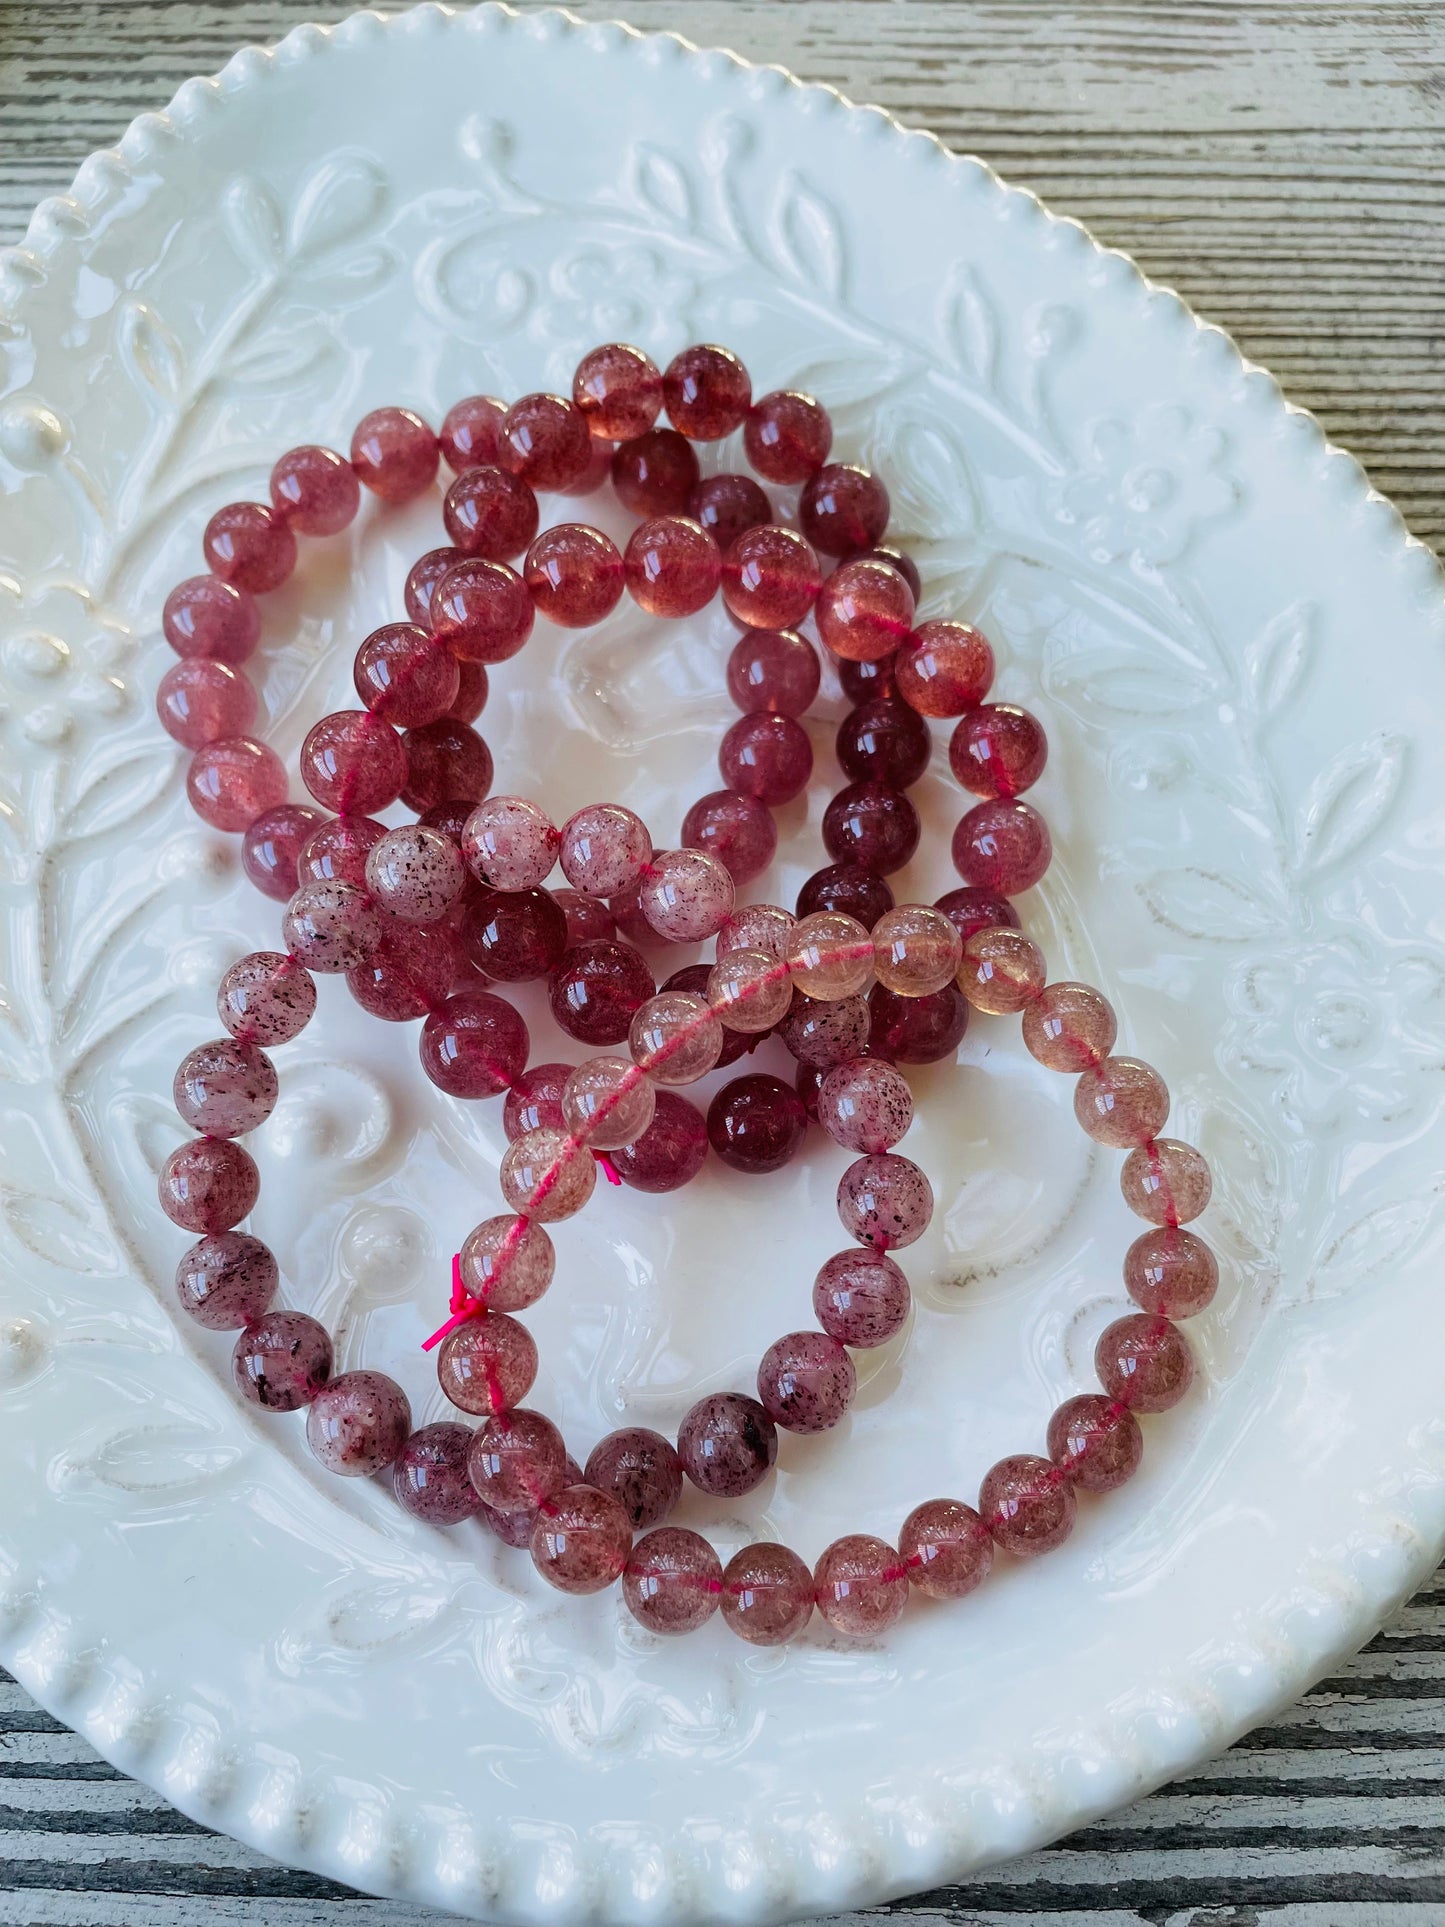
(274, 1576), (463, 1672)
(53, 1417), (244, 1503)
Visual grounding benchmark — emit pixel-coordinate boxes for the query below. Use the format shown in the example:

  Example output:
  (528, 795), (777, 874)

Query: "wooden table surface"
(2, 4), (1443, 1922)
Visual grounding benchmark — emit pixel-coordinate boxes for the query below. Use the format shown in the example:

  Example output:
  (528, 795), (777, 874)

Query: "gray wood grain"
(2, 2), (1443, 1920)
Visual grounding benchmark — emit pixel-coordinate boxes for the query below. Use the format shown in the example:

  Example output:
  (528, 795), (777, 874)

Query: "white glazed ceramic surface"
(2, 8), (1444, 1923)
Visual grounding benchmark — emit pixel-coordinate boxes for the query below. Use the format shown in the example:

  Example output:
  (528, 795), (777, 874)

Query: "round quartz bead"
(952, 798), (1052, 895)
(663, 343), (750, 439)
(463, 887), (568, 981)
(612, 1091), (709, 1192)
(173, 1038), (277, 1137)
(158, 1137), (259, 1234)
(1121, 1138), (1212, 1225)
(719, 712), (813, 807)
(722, 1542), (813, 1645)
(573, 342), (662, 439)
(1096, 1313), (1195, 1412)
(795, 1060), (828, 1122)
(859, 544), (921, 599)
(439, 394), (506, 472)
(460, 1214), (555, 1312)
(787, 911), (875, 1001)
(677, 1392), (778, 1497)
(561, 1056), (656, 1150)
(550, 940), (654, 1045)
(824, 782), (920, 874)
(934, 885), (1020, 944)
(797, 863), (894, 931)
(401, 720), (494, 813)
(707, 949), (792, 1034)
(365, 825), (465, 923)
(610, 427), (699, 515)
(869, 981), (969, 1065)
(981, 1453), (1077, 1557)
(799, 463), (889, 557)
(307, 1371), (410, 1476)
(585, 1428), (683, 1529)
(722, 525), (822, 630)
(443, 465), (540, 562)
(666, 964), (749, 1065)
(681, 789), (776, 885)
(406, 546), (462, 626)
(895, 1501), (994, 1607)
(837, 697), (932, 790)
(347, 922), (457, 1022)
(690, 472), (770, 552)
(437, 1313), (538, 1416)
(353, 622), (459, 727)
(502, 1064), (568, 1140)
(176, 1232), (277, 1329)
(873, 905), (963, 998)
(837, 1152), (933, 1251)
(630, 990), (723, 1084)
(814, 1535), (907, 1637)
(812, 1247), (910, 1348)
(623, 515), (720, 618)
(497, 393), (592, 491)
(157, 659), (256, 749)
(1022, 982), (1118, 1072)
(186, 736), (286, 832)
(624, 1528), (721, 1633)
(524, 523), (624, 627)
(726, 626), (820, 717)
(639, 847), (735, 943)
(779, 992), (871, 1069)
(1047, 1394), (1143, 1492)
(816, 557), (916, 664)
(500, 1126), (597, 1222)
(432, 558), (534, 663)
(836, 650), (897, 706)
(817, 1058), (913, 1153)
(299, 710), (405, 815)
(350, 406), (438, 501)
(743, 388), (832, 482)
(163, 575), (260, 664)
(203, 501), (297, 594)
(462, 797), (559, 891)
(555, 889), (615, 948)
(269, 444), (359, 535)
(299, 813), (386, 887)
(1074, 1056), (1170, 1148)
(393, 1423), (482, 1525)
(282, 879), (383, 973)
(218, 951), (316, 1045)
(758, 1331), (856, 1434)
(718, 902), (795, 961)
(531, 1485), (633, 1595)
(950, 703), (1049, 798)
(895, 620), (995, 717)
(420, 991), (529, 1099)
(959, 927), (1046, 1014)
(451, 654), (490, 727)
(468, 1407), (568, 1512)
(707, 1074), (807, 1175)
(560, 804), (651, 898)
(233, 1311), (332, 1411)
(1125, 1225), (1219, 1319)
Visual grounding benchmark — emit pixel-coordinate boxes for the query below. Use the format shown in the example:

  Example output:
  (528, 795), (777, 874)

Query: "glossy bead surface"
(639, 846), (735, 942)
(678, 1391), (778, 1497)
(629, 990), (723, 1084)
(269, 443), (359, 535)
(468, 1408), (568, 1512)
(366, 824), (466, 923)
(721, 1542), (813, 1645)
(549, 940), (654, 1046)
(346, 922), (456, 1021)
(158, 1137), (258, 1234)
(779, 991), (871, 1068)
(980, 1453), (1076, 1557)
(531, 1485), (633, 1595)
(663, 342), (750, 439)
(463, 886), (568, 981)
(707, 1074), (807, 1175)
(233, 1311), (332, 1411)
(816, 557), (915, 663)
(950, 703), (1048, 798)
(817, 1058), (913, 1153)
(282, 879), (383, 973)
(814, 1535), (907, 1636)
(610, 427), (699, 515)
(460, 1213), (556, 1312)
(721, 524), (821, 630)
(561, 1055), (656, 1150)
(218, 951), (316, 1045)
(1125, 1226), (1219, 1318)
(812, 1247), (910, 1348)
(959, 927), (1046, 1014)
(824, 782), (920, 874)
(419, 990), (528, 1099)
(1121, 1138), (1212, 1225)
(405, 546), (461, 627)
(1075, 1056), (1170, 1148)
(690, 471), (770, 552)
(163, 575), (260, 663)
(680, 788), (777, 885)
(443, 464), (540, 562)
(718, 902), (796, 960)
(837, 1152), (933, 1250)
(400, 720), (494, 813)
(173, 1038), (277, 1137)
(175, 1232), (277, 1330)
(299, 709), (406, 815)
(497, 392), (591, 491)
(573, 342), (661, 439)
(554, 888), (616, 948)
(624, 515), (720, 618)
(613, 1090), (709, 1192)
(157, 659), (256, 749)
(899, 1498), (993, 1599)
(726, 626), (819, 717)
(585, 1427), (682, 1530)
(707, 948), (792, 1034)
(560, 803), (652, 897)
(868, 980), (969, 1064)
(439, 394), (506, 473)
(836, 697), (931, 789)
(1096, 1314), (1195, 1412)
(758, 1330), (856, 1434)
(500, 1126), (597, 1222)
(873, 905), (963, 997)
(1021, 981), (1117, 1071)
(186, 736), (286, 832)
(952, 798), (1051, 895)
(797, 863), (894, 931)
(353, 622), (459, 727)
(393, 1423), (482, 1524)
(787, 910), (874, 1001)
(895, 620), (995, 717)
(719, 711), (813, 806)
(799, 463), (889, 557)
(744, 388), (831, 482)
(462, 797), (558, 891)
(351, 406), (438, 501)
(1047, 1394), (1143, 1492)
(203, 500), (296, 594)
(836, 648), (897, 704)
(624, 1528), (721, 1633)
(307, 1370), (410, 1476)
(432, 558), (534, 663)
(437, 1313), (538, 1416)
(934, 885), (1020, 944)
(524, 523), (624, 627)
(299, 814), (386, 888)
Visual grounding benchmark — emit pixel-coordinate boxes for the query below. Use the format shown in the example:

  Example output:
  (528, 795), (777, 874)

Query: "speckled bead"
(1120, 1138), (1212, 1225)
(718, 902), (796, 960)
(980, 1454), (1076, 1557)
(432, 558), (535, 664)
(499, 1126), (597, 1222)
(1095, 1314), (1195, 1412)
(779, 992), (872, 1069)
(306, 1370), (411, 1476)
(584, 1427), (684, 1530)
(1124, 1225), (1219, 1319)
(467, 1407), (569, 1513)
(298, 813), (387, 887)
(232, 1311), (332, 1411)
(531, 1484), (634, 1595)
(437, 1312), (539, 1415)
(721, 1542), (814, 1646)
(175, 1232), (277, 1329)
(677, 1392), (778, 1497)
(958, 927), (1046, 1015)
(459, 1214), (556, 1312)
(524, 523), (625, 627)
(1047, 1394), (1144, 1492)
(217, 952), (316, 1046)
(786, 911), (875, 1002)
(158, 1136), (259, 1234)
(163, 575), (261, 664)
(350, 406), (438, 502)
(898, 1499), (994, 1598)
(559, 803), (652, 898)
(757, 1330), (856, 1434)
(1021, 982), (1118, 1072)
(743, 389), (832, 482)
(816, 1058), (913, 1154)
(814, 1534), (908, 1636)
(894, 620), (995, 717)
(815, 556), (915, 663)
(173, 1038), (278, 1137)
(282, 879), (384, 973)
(624, 1527), (722, 1634)
(624, 514), (721, 618)
(1074, 1056), (1170, 1148)
(393, 1423), (483, 1524)
(837, 1152), (933, 1251)
(362, 825), (464, 924)
(639, 847), (736, 943)
(812, 1247), (911, 1348)
(721, 524), (822, 630)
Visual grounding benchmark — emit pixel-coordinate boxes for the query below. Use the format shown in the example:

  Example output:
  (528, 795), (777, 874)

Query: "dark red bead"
(443, 466), (540, 562)
(836, 698), (932, 788)
(611, 1091), (709, 1192)
(610, 428), (699, 516)
(663, 343), (751, 440)
(680, 788), (777, 884)
(690, 472), (770, 553)
(835, 650), (897, 704)
(743, 390), (831, 483)
(663, 964), (752, 1066)
(548, 940), (654, 1046)
(242, 802), (326, 903)
(951, 798), (1052, 894)
(405, 546), (461, 627)
(949, 703), (1048, 799)
(462, 886), (568, 982)
(497, 393), (592, 492)
(867, 981), (968, 1064)
(439, 395), (506, 474)
(432, 558), (534, 664)
(934, 885), (1020, 943)
(719, 712), (813, 806)
(555, 888), (616, 947)
(447, 659), (489, 725)
(798, 463), (889, 557)
(400, 720), (493, 813)
(419, 990), (529, 1099)
(858, 545), (921, 600)
(353, 622), (459, 727)
(822, 782), (920, 873)
(795, 1061), (826, 1120)
(725, 627), (820, 718)
(347, 921), (459, 1021)
(350, 407), (438, 503)
(706, 1074), (807, 1175)
(795, 862), (894, 929)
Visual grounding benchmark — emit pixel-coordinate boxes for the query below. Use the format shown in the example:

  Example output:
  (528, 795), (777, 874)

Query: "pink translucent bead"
(1096, 1313), (1195, 1412)
(950, 703), (1049, 798)
(443, 464), (540, 562)
(959, 927), (1047, 1015)
(624, 515), (721, 618)
(786, 910), (875, 1001)
(498, 393), (592, 492)
(629, 990), (723, 1084)
(450, 655), (490, 724)
(934, 885), (1019, 944)
(624, 1527), (721, 1633)
(812, 1247), (910, 1348)
(218, 951), (316, 1045)
(612, 1090), (709, 1192)
(690, 472), (771, 552)
(175, 1231), (277, 1329)
(439, 394), (507, 473)
(173, 1038), (277, 1137)
(350, 406), (438, 502)
(872, 905), (962, 998)
(420, 990), (529, 1099)
(719, 712), (813, 806)
(585, 1427), (683, 1529)
(556, 888), (614, 946)
(707, 948), (792, 1034)
(401, 719), (494, 813)
(307, 1370), (410, 1476)
(677, 1392), (777, 1497)
(1074, 1056), (1170, 1148)
(639, 847), (735, 943)
(531, 1485), (633, 1595)
(573, 342), (662, 440)
(393, 1423), (483, 1524)
(837, 1152), (933, 1250)
(1125, 1225), (1219, 1319)
(282, 879), (383, 973)
(524, 523), (625, 628)
(299, 710), (406, 815)
(681, 789), (777, 885)
(799, 463), (890, 558)
(549, 939), (655, 1045)
(758, 1330), (856, 1434)
(467, 1407), (569, 1512)
(726, 626), (820, 717)
(663, 343), (751, 440)
(299, 813), (386, 887)
(816, 557), (915, 664)
(1121, 1138), (1212, 1225)
(462, 796), (559, 891)
(561, 1056), (656, 1150)
(719, 902), (795, 960)
(779, 992), (871, 1068)
(406, 546), (462, 627)
(560, 804), (652, 898)
(823, 782), (920, 874)
(869, 981), (969, 1065)
(203, 501), (297, 594)
(952, 798), (1052, 895)
(158, 1136), (259, 1234)
(437, 1312), (538, 1416)
(1047, 1394), (1143, 1492)
(353, 622), (459, 727)
(980, 1453), (1077, 1557)
(898, 1498), (993, 1599)
(722, 525), (822, 629)
(186, 736), (286, 832)
(500, 1125), (597, 1221)
(895, 620), (995, 717)
(744, 389), (832, 483)
(608, 882), (658, 946)
(814, 1534), (908, 1636)
(817, 1058), (913, 1153)
(460, 1214), (555, 1312)
(269, 444), (359, 536)
(233, 1311), (332, 1411)
(721, 1542), (814, 1645)
(347, 922), (457, 1021)
(1022, 982), (1118, 1071)
(432, 558), (534, 664)
(610, 428), (699, 515)
(163, 575), (260, 663)
(363, 825), (464, 923)
(156, 659), (256, 749)
(837, 696), (931, 790)
(463, 886), (568, 981)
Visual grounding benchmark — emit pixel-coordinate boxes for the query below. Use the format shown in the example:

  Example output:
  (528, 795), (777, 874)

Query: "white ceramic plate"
(2, 7), (1444, 1922)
